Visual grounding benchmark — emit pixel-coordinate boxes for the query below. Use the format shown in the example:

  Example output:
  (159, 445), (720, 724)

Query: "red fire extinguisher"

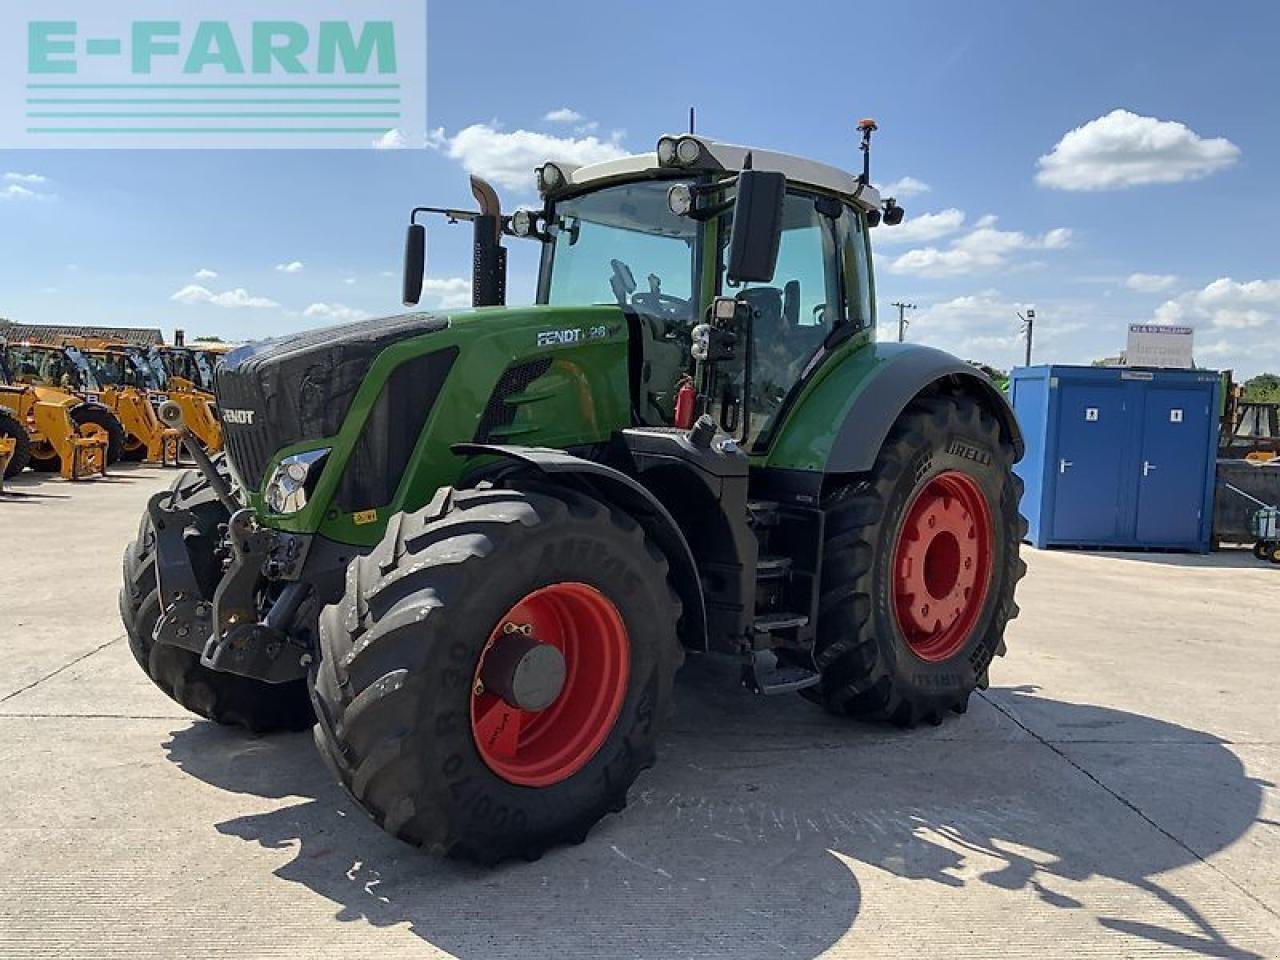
(674, 376), (696, 429)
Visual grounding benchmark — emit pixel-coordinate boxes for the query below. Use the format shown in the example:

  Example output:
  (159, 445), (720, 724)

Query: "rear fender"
(453, 443), (708, 651)
(766, 342), (1023, 477)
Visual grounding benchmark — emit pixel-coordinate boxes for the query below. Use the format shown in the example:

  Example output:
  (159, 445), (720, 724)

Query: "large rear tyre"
(0, 410), (31, 478)
(118, 462), (313, 733)
(72, 404), (126, 464)
(312, 485), (682, 864)
(809, 394), (1025, 725)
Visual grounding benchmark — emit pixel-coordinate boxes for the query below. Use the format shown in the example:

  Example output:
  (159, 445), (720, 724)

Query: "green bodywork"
(251, 305), (633, 547)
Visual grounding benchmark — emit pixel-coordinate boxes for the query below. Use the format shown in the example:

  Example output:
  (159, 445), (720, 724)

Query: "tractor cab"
(407, 131), (890, 448)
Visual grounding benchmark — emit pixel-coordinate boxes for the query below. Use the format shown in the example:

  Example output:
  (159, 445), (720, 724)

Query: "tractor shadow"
(164, 661), (1270, 960)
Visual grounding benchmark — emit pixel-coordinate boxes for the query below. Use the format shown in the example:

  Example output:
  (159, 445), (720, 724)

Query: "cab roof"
(545, 134), (885, 213)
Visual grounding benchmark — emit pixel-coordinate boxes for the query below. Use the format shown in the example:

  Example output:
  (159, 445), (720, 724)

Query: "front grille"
(214, 367), (275, 490)
(213, 312), (449, 493)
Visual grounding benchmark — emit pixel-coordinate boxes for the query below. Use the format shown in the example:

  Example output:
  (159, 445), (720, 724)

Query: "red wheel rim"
(470, 583), (630, 787)
(891, 471), (994, 663)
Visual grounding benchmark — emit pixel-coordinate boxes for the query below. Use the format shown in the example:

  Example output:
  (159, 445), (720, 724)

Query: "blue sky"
(2, 0), (1279, 375)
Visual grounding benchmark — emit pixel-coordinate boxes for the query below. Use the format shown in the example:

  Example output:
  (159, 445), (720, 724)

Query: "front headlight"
(264, 448), (330, 515)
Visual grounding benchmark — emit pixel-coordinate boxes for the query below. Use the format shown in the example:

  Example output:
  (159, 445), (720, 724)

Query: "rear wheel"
(0, 410), (31, 478)
(809, 395), (1025, 725)
(119, 462), (313, 732)
(27, 436), (60, 472)
(312, 485), (682, 864)
(121, 434), (148, 462)
(72, 404), (126, 464)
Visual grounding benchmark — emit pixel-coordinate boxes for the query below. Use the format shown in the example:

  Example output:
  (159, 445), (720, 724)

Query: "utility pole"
(1017, 308), (1036, 366)
(891, 301), (916, 342)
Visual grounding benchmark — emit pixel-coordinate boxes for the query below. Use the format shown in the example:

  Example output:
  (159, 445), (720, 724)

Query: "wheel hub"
(892, 471), (994, 662)
(479, 629), (567, 711)
(470, 582), (629, 787)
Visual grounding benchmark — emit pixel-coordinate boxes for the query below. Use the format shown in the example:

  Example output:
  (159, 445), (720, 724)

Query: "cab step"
(743, 649), (821, 695)
(747, 499), (781, 528)
(756, 554), (792, 580)
(753, 611), (809, 633)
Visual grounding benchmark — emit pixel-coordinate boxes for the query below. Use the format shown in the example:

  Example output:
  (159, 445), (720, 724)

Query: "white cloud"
(275, 260), (304, 274)
(373, 128), (407, 150)
(1125, 272), (1179, 294)
(1, 172), (57, 201)
(879, 176), (930, 199)
(1036, 109), (1240, 191)
(303, 302), (371, 323)
(544, 108), (584, 125)
(421, 276), (472, 309)
(194, 268), (219, 280)
(880, 291), (1095, 367)
(170, 284), (279, 309)
(428, 123), (629, 190)
(1154, 277), (1280, 331)
(885, 217), (1072, 278)
(874, 208), (966, 246)
(343, 277), (356, 286)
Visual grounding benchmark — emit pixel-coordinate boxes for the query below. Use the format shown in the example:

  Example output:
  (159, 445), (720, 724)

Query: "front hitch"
(202, 508), (312, 684)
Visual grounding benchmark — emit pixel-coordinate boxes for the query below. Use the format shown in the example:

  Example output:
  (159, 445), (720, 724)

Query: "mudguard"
(453, 442), (709, 651)
(764, 342), (1023, 476)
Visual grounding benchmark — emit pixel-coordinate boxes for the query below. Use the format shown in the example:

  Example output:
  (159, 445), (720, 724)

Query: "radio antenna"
(689, 107), (696, 134)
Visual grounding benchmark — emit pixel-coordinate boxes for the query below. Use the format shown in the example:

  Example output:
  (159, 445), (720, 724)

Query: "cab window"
(729, 191), (844, 448)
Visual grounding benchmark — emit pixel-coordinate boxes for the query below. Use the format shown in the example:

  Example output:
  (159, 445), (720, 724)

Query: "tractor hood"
(215, 312), (449, 489)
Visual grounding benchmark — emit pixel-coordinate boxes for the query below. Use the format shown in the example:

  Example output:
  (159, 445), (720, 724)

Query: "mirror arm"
(687, 198), (734, 223)
(410, 205), (482, 226)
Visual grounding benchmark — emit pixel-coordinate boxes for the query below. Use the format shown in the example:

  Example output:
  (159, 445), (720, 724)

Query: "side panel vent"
(474, 358), (552, 442)
(336, 347), (458, 513)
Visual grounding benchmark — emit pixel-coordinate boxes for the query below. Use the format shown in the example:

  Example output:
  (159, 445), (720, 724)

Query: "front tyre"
(0, 410), (31, 478)
(72, 404), (126, 465)
(811, 395), (1025, 725)
(312, 485), (682, 864)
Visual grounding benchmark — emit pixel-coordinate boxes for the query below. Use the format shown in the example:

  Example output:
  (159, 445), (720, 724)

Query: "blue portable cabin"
(1010, 365), (1220, 552)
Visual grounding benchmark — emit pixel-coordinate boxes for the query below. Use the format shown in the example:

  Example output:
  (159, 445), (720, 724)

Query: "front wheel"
(119, 464), (314, 732)
(72, 404), (126, 464)
(312, 485), (682, 864)
(809, 394), (1025, 725)
(0, 410), (32, 478)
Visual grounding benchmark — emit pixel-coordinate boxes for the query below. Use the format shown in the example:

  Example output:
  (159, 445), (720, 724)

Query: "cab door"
(731, 191), (850, 449)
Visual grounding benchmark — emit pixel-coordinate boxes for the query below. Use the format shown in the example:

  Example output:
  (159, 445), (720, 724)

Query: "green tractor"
(123, 123), (1025, 864)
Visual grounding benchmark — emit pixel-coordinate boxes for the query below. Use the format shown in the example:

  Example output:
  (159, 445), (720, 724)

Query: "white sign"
(1126, 324), (1194, 369)
(0, 1), (426, 149)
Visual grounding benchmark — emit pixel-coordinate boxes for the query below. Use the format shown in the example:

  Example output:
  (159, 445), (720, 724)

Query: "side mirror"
(727, 170), (785, 285)
(403, 223), (426, 305)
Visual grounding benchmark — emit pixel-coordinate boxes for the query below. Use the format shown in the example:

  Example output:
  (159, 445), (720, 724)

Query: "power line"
(890, 301), (916, 342)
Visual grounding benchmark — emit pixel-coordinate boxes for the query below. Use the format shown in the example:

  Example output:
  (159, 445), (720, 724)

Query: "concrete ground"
(1, 464), (1277, 960)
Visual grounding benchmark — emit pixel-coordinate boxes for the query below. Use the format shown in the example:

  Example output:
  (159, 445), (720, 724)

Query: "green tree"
(1242, 373), (1280, 402)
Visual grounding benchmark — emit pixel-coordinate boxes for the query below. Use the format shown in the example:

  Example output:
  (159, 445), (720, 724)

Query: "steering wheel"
(631, 291), (692, 324)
